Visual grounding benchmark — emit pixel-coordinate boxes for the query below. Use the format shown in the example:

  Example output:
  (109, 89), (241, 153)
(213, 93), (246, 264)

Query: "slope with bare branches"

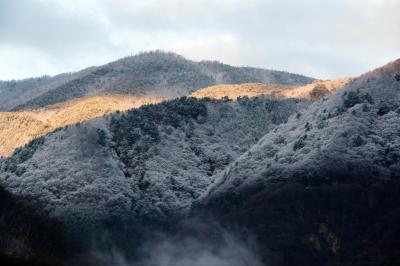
(0, 78), (350, 157)
(191, 78), (352, 101)
(0, 95), (163, 156)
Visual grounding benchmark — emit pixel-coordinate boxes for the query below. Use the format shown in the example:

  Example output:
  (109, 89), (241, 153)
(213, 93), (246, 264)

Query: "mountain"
(1, 54), (399, 265)
(0, 76), (349, 157)
(196, 59), (400, 265)
(0, 51), (314, 157)
(4, 51), (313, 111)
(0, 96), (306, 250)
(202, 59), (400, 200)
(0, 95), (163, 157)
(0, 75), (349, 158)
(191, 78), (351, 101)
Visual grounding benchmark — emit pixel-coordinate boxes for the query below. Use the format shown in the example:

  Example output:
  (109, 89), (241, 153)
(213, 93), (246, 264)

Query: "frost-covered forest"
(0, 56), (399, 266)
(0, 97), (304, 227)
(202, 59), (400, 200)
(197, 59), (400, 266)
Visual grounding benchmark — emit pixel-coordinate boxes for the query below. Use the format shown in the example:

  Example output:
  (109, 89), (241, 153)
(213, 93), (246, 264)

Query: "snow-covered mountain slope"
(194, 59), (400, 266)
(1, 58), (399, 266)
(201, 59), (400, 201)
(11, 51), (314, 111)
(0, 97), (305, 227)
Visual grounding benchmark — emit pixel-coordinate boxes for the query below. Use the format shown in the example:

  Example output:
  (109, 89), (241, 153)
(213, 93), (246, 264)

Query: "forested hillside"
(0, 96), (305, 252)
(196, 59), (400, 266)
(202, 59), (400, 200)
(8, 51), (313, 111)
(0, 95), (162, 156)
(0, 68), (94, 111)
(1, 51), (398, 266)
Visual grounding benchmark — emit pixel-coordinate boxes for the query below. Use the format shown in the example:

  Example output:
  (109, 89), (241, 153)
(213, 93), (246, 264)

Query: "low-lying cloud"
(93, 220), (264, 266)
(137, 231), (263, 266)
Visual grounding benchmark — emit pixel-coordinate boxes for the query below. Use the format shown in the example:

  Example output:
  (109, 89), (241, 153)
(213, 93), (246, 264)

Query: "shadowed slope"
(0, 97), (305, 257)
(196, 59), (400, 266)
(0, 185), (83, 266)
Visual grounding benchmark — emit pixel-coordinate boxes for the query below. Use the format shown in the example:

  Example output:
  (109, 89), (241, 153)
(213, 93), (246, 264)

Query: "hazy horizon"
(0, 0), (399, 80)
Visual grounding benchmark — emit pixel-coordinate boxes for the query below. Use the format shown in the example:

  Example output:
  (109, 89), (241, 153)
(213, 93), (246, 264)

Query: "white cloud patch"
(0, 0), (398, 80)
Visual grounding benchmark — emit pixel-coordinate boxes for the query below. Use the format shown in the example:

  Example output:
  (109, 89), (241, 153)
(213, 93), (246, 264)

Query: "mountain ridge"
(1, 51), (314, 111)
(0, 67), (95, 111)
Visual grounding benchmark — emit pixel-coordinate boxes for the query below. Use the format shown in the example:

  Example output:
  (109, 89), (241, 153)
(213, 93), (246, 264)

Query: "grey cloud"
(0, 0), (399, 79)
(0, 0), (108, 55)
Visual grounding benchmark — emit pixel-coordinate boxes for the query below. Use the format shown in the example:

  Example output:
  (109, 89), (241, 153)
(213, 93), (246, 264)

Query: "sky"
(0, 0), (399, 80)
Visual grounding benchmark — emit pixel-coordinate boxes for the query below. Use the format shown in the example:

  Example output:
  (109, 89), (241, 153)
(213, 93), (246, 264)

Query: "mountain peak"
(3, 53), (313, 111)
(113, 50), (187, 65)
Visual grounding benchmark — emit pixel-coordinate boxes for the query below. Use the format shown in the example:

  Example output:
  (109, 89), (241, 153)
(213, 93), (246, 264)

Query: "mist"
(93, 219), (264, 266)
(138, 232), (262, 266)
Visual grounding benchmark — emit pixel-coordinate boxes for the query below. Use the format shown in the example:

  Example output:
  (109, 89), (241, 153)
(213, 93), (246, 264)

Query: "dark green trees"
(97, 129), (107, 146)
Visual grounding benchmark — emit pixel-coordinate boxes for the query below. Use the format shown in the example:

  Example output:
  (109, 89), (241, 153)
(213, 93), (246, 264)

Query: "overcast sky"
(0, 0), (399, 80)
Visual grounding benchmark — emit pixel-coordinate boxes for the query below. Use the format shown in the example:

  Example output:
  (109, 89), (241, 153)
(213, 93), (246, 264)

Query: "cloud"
(0, 0), (398, 80)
